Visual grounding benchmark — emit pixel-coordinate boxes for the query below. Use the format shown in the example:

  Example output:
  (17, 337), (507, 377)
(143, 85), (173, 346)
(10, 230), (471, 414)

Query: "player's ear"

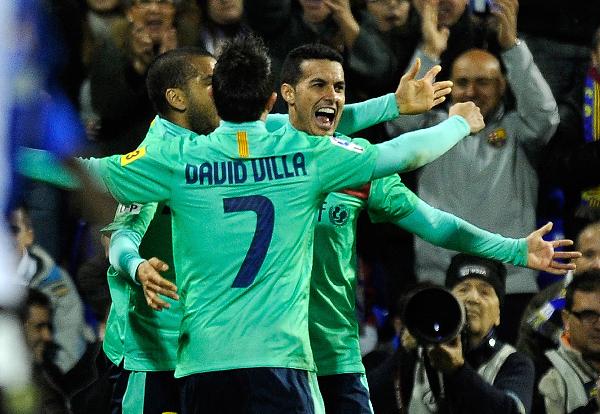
(281, 83), (295, 105)
(265, 92), (278, 113)
(165, 88), (186, 112)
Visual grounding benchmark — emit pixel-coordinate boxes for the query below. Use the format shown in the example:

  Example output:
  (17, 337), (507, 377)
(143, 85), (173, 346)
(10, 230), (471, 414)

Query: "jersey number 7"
(223, 195), (275, 288)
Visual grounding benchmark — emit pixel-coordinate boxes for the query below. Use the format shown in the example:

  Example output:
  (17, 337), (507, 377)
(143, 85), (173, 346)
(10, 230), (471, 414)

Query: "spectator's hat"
(445, 254), (506, 306)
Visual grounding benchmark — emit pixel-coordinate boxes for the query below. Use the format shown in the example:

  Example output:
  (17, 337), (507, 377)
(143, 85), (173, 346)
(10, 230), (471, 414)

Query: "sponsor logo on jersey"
(329, 204), (350, 226)
(329, 136), (364, 153)
(185, 153), (307, 185)
(120, 147), (146, 166)
(115, 203), (143, 217)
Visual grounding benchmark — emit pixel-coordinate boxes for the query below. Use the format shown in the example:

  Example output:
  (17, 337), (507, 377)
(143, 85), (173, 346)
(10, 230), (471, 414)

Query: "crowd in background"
(5, 0), (600, 412)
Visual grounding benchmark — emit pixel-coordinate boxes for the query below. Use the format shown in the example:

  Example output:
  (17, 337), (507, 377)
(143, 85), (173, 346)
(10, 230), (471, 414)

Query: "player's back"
(105, 118), (378, 377)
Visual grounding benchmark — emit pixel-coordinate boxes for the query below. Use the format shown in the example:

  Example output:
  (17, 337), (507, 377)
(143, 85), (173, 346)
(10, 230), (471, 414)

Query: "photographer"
(370, 254), (534, 413)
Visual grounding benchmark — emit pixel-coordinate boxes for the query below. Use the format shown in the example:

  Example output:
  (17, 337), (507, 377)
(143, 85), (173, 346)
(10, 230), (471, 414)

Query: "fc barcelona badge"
(487, 128), (507, 147)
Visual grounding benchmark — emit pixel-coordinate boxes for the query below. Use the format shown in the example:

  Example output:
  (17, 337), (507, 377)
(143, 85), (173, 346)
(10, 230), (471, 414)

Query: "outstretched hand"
(136, 257), (179, 311)
(396, 58), (453, 115)
(526, 222), (582, 275)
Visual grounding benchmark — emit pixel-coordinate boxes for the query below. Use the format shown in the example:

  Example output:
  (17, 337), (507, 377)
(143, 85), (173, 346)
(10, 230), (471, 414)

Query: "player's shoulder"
(324, 134), (371, 154)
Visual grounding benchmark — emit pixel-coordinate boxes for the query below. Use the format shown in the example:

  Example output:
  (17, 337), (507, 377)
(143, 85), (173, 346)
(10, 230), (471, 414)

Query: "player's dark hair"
(212, 34), (274, 122)
(146, 46), (213, 116)
(280, 43), (344, 87)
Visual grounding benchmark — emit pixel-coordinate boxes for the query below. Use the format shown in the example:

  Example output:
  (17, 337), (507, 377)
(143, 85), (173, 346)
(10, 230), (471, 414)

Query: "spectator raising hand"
(420, 0), (450, 60)
(492, 0), (519, 50)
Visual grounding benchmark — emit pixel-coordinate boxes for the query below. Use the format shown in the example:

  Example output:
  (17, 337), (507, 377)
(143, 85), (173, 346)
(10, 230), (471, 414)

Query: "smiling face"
(452, 278), (500, 345)
(282, 59), (345, 136)
(450, 49), (506, 119)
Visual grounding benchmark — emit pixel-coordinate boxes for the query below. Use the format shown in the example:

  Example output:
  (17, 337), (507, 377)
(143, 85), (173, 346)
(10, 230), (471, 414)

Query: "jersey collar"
(152, 115), (197, 139)
(217, 120), (269, 134)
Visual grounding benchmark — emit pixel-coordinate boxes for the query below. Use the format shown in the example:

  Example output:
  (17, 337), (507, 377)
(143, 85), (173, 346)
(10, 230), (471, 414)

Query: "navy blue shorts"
(317, 373), (373, 414)
(180, 367), (315, 414)
(107, 361), (180, 414)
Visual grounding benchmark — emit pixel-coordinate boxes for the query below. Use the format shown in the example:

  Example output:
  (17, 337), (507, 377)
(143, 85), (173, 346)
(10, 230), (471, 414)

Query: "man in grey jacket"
(386, 0), (559, 342)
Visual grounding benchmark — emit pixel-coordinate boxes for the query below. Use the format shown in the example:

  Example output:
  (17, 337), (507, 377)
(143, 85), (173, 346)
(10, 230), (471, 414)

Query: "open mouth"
(314, 107), (336, 130)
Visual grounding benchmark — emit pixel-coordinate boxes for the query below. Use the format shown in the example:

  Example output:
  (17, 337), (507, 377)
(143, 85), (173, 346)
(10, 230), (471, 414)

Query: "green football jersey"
(310, 174), (418, 375)
(95, 118), (378, 377)
(102, 201), (181, 371)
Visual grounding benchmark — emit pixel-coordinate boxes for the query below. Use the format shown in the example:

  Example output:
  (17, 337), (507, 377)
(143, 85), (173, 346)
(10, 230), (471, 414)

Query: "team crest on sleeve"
(329, 136), (364, 153)
(120, 147), (146, 166)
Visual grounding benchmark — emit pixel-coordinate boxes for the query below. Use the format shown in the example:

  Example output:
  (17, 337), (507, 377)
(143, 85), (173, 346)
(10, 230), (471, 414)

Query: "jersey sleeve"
(96, 144), (173, 205)
(373, 115), (470, 177)
(314, 136), (378, 194)
(101, 202), (158, 235)
(336, 93), (399, 135)
(367, 174), (419, 223)
(396, 198), (528, 267)
(103, 203), (158, 282)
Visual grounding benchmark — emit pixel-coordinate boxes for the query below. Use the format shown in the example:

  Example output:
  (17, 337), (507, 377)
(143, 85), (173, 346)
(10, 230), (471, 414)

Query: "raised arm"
(372, 102), (483, 177)
(396, 199), (579, 274)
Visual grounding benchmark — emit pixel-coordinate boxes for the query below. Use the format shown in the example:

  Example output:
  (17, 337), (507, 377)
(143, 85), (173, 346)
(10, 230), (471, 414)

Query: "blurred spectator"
(518, 0), (600, 123)
(538, 270), (600, 413)
(195, 0), (250, 54)
(355, 0), (416, 98)
(368, 254), (534, 413)
(387, 0), (559, 344)
(87, 0), (183, 155)
(517, 221), (600, 413)
(408, 0), (503, 83)
(82, 0), (126, 68)
(10, 205), (90, 375)
(541, 26), (600, 240)
(245, 0), (392, 111)
(21, 288), (71, 414)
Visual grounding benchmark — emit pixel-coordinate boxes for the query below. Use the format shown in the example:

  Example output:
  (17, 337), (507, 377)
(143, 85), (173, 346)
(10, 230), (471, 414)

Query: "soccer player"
(71, 34), (485, 413)
(18, 41), (474, 412)
(98, 44), (453, 413)
(276, 43), (580, 413)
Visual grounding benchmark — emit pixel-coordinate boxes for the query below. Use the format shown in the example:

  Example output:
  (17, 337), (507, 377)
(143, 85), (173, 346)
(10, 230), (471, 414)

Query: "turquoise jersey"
(309, 172), (527, 375)
(94, 118), (379, 377)
(102, 201), (181, 371)
(98, 95), (401, 373)
(310, 174), (418, 375)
